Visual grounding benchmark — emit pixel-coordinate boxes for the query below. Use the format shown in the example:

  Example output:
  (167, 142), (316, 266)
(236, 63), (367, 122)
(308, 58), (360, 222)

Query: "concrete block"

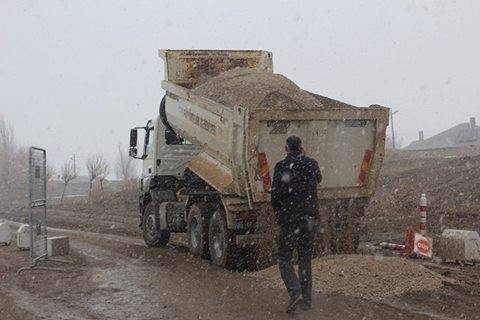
(47, 236), (70, 256)
(0, 222), (12, 245)
(17, 224), (30, 250)
(435, 229), (480, 262)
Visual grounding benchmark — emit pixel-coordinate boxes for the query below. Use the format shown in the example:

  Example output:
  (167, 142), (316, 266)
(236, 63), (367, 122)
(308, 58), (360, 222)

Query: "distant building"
(405, 117), (479, 150)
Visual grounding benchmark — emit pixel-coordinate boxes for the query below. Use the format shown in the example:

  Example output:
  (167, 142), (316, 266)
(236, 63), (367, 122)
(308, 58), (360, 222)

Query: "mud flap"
(317, 198), (368, 255)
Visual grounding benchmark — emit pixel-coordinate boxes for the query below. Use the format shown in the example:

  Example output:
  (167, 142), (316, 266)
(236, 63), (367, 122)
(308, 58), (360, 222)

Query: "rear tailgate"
(248, 107), (389, 201)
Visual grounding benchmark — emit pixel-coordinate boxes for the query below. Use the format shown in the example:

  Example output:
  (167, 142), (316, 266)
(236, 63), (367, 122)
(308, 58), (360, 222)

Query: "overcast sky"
(1, 0), (479, 175)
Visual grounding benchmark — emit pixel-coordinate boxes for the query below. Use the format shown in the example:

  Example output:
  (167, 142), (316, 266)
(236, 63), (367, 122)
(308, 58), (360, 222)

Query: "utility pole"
(391, 110), (399, 149)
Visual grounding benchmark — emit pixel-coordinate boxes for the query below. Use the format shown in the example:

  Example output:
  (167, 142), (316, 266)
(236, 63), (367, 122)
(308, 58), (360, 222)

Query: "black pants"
(277, 219), (315, 304)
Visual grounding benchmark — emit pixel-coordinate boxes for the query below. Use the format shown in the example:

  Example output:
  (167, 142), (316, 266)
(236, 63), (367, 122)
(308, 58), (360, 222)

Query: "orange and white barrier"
(380, 194), (433, 258)
(380, 242), (405, 251)
(419, 193), (428, 236)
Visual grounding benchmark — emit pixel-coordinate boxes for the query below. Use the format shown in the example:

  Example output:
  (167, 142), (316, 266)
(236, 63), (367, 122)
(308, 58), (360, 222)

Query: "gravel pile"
(192, 68), (327, 111)
(252, 254), (445, 301)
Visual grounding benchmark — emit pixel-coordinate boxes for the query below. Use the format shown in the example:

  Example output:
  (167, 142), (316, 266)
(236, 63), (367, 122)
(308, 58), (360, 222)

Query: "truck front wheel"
(208, 209), (236, 269)
(142, 201), (170, 247)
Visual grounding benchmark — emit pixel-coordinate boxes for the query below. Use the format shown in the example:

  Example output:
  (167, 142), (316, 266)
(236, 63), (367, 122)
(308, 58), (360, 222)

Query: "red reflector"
(357, 149), (373, 185)
(258, 152), (272, 192)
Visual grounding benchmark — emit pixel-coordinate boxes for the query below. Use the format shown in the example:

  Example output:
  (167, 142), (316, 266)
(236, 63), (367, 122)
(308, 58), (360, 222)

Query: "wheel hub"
(212, 224), (224, 259)
(190, 219), (199, 249)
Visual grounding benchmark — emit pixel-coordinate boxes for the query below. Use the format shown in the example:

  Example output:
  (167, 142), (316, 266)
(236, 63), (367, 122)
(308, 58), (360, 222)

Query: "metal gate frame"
(28, 146), (48, 262)
(18, 147), (72, 274)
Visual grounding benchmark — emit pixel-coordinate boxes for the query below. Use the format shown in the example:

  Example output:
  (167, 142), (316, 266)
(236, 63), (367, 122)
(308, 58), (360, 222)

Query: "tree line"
(55, 144), (137, 200)
(0, 114), (138, 203)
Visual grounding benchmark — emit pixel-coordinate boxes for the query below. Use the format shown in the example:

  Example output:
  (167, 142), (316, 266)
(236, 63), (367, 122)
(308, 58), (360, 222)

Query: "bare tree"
(86, 154), (109, 192)
(46, 164), (56, 182)
(0, 115), (27, 204)
(60, 160), (77, 201)
(0, 116), (17, 183)
(115, 143), (136, 180)
(98, 164), (109, 191)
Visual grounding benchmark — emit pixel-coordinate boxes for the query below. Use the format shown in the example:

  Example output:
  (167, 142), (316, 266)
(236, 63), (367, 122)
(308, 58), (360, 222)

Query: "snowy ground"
(1, 150), (480, 319)
(1, 221), (479, 320)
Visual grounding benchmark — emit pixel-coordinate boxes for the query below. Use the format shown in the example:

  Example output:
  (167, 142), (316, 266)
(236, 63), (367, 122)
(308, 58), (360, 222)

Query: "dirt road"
(1, 223), (478, 320)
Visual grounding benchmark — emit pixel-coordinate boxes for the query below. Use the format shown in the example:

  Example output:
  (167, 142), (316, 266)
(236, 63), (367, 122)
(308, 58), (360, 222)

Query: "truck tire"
(208, 208), (236, 269)
(187, 203), (210, 258)
(142, 200), (170, 247)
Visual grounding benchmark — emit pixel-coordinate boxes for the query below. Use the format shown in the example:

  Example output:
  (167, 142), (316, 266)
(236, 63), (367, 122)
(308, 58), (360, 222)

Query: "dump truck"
(129, 49), (389, 269)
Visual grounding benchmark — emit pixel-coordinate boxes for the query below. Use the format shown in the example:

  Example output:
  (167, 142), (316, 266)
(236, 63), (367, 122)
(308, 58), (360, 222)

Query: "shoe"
(300, 301), (311, 311)
(286, 295), (302, 313)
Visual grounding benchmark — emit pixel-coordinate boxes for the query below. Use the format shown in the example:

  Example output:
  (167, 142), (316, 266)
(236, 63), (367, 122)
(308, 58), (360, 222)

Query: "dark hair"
(286, 135), (302, 153)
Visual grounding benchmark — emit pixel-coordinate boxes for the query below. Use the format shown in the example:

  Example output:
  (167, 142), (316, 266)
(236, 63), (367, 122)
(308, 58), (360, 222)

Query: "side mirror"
(130, 129), (138, 148)
(129, 147), (138, 158)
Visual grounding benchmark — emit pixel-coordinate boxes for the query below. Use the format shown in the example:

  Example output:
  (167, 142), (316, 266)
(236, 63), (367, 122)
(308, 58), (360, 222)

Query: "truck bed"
(163, 90), (388, 202)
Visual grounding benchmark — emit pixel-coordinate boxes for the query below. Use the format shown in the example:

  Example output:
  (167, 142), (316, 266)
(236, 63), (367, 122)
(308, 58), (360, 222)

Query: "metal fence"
(29, 147), (48, 262)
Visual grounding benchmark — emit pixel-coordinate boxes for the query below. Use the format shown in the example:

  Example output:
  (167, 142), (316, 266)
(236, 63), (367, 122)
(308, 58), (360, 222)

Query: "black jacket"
(271, 153), (322, 226)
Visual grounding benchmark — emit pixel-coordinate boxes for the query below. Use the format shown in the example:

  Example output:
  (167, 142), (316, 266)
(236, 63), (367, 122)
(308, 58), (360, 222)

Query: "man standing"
(271, 135), (322, 313)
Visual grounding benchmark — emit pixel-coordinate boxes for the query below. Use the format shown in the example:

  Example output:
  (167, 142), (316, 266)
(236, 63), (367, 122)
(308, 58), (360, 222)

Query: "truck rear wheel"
(209, 209), (236, 269)
(142, 201), (170, 247)
(187, 203), (210, 258)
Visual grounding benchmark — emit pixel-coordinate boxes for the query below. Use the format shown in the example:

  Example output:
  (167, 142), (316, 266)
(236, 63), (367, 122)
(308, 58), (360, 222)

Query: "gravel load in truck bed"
(252, 254), (447, 301)
(192, 67), (353, 111)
